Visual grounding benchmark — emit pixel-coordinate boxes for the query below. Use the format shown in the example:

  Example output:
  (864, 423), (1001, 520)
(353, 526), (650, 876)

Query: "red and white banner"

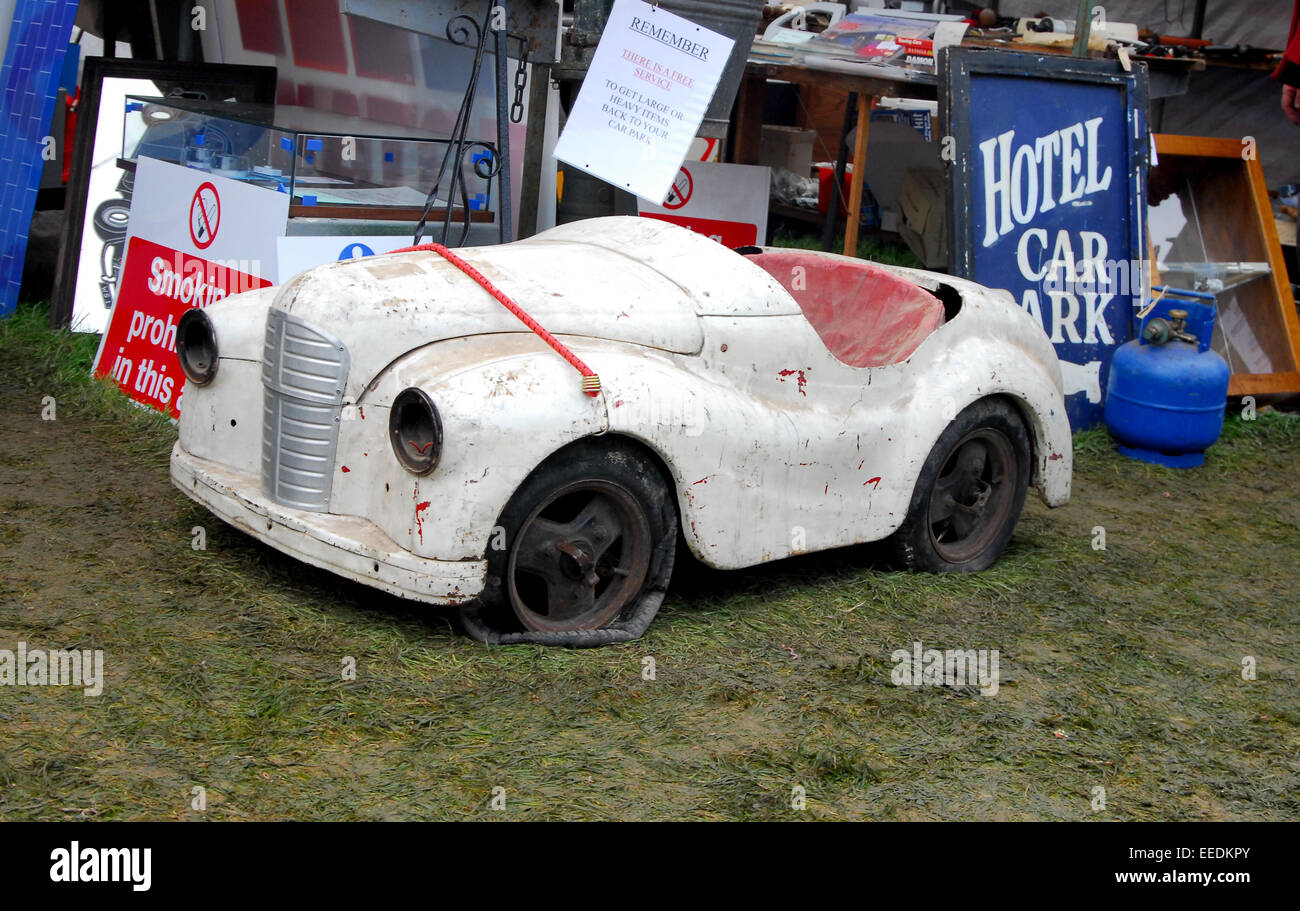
(92, 158), (287, 418)
(638, 160), (769, 248)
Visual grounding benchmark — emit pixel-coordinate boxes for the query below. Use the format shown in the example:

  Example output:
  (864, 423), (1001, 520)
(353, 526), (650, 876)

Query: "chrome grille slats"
(261, 309), (349, 512)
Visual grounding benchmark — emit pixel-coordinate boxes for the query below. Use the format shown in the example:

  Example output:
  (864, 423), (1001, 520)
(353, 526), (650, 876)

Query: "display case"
(121, 95), (496, 226)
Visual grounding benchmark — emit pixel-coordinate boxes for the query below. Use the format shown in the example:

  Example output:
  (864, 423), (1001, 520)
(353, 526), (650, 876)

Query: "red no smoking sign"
(189, 182), (221, 249)
(662, 167), (693, 210)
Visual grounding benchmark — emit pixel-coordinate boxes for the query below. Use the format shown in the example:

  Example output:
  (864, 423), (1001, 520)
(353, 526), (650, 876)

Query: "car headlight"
(176, 308), (219, 386)
(389, 388), (443, 475)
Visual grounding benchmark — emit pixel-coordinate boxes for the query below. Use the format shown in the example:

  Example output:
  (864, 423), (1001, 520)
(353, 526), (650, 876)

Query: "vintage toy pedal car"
(171, 217), (1071, 645)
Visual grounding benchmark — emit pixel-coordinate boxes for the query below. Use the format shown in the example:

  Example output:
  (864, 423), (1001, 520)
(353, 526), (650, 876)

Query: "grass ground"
(0, 302), (1297, 821)
(770, 220), (924, 267)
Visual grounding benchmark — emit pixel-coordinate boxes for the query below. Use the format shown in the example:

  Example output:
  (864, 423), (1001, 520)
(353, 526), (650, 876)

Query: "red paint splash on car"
(777, 368), (808, 396)
(415, 501), (431, 543)
(865, 477), (881, 489)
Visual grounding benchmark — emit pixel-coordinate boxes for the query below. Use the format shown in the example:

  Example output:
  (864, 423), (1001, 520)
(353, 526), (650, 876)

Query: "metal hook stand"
(413, 1), (527, 248)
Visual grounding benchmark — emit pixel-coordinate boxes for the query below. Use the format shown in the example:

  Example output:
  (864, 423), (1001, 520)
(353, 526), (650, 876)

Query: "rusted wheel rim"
(927, 428), (1018, 565)
(507, 479), (653, 633)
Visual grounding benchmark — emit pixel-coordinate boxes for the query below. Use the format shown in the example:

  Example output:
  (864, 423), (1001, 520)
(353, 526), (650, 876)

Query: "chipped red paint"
(866, 477), (881, 488)
(341, 466), (351, 473)
(415, 500), (432, 544)
(1048, 452), (1064, 461)
(614, 399), (624, 408)
(359, 407), (365, 420)
(777, 368), (809, 396)
(692, 476), (713, 485)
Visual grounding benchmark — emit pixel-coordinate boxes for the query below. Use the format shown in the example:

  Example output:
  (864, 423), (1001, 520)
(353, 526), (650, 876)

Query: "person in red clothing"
(1279, 0), (1300, 124)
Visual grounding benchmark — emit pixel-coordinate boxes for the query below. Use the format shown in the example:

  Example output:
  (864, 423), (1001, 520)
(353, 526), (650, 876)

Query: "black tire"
(889, 398), (1030, 573)
(460, 438), (677, 647)
(92, 199), (130, 242)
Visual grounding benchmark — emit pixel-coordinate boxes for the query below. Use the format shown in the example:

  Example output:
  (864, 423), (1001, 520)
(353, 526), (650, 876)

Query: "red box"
(818, 164), (854, 214)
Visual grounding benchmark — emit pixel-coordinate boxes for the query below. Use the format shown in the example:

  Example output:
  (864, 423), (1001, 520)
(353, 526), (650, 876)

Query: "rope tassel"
(390, 243), (602, 398)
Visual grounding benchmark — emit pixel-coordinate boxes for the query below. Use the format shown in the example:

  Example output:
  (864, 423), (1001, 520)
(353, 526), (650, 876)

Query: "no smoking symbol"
(662, 168), (692, 210)
(190, 182), (221, 249)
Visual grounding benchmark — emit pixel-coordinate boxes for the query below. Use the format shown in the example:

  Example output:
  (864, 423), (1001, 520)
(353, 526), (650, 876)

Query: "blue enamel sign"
(944, 49), (1149, 429)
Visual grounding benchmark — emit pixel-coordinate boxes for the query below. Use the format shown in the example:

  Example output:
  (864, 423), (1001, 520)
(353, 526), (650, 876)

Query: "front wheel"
(460, 439), (677, 646)
(889, 399), (1030, 573)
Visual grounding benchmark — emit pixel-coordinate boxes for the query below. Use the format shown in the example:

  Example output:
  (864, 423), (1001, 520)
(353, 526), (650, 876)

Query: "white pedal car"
(170, 217), (1071, 645)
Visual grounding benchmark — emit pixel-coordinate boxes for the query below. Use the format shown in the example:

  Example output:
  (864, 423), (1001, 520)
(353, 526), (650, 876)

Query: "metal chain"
(510, 52), (528, 123)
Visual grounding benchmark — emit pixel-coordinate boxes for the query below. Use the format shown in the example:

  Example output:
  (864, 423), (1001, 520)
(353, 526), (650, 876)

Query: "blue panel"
(0, 0), (79, 316)
(305, 138), (323, 151)
(946, 50), (1149, 430)
(967, 76), (1138, 429)
(58, 40), (78, 92)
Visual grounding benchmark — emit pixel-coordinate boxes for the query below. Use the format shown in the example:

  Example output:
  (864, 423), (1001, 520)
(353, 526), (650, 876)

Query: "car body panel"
(171, 217), (1072, 605)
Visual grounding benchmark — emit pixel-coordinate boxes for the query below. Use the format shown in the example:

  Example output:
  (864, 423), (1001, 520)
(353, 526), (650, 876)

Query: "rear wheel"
(462, 440), (677, 646)
(890, 399), (1030, 572)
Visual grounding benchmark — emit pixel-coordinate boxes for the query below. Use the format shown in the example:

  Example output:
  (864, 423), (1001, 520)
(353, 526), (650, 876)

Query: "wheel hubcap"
(927, 428), (1017, 565)
(507, 480), (652, 633)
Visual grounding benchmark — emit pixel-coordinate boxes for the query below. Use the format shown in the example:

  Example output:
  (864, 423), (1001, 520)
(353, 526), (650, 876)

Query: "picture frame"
(49, 58), (276, 331)
(1148, 133), (1300, 397)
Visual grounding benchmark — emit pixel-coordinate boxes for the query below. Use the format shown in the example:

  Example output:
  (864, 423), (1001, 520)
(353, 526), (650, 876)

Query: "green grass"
(1, 301), (1297, 821)
(770, 224), (922, 268)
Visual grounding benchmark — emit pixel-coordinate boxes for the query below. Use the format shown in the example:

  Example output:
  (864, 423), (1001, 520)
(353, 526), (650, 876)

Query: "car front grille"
(261, 309), (350, 512)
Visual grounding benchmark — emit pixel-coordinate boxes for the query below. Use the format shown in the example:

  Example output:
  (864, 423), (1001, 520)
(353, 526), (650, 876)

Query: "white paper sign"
(553, 0), (735, 204)
(276, 235), (413, 283)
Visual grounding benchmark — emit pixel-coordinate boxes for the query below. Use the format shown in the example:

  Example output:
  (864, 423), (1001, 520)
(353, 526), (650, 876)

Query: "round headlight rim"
(177, 307), (219, 387)
(389, 387), (443, 476)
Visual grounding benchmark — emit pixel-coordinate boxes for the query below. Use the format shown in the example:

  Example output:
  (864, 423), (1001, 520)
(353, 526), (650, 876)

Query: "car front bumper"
(170, 443), (485, 605)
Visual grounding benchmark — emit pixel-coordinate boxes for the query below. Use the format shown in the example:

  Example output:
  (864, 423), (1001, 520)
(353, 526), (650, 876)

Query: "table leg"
(843, 93), (874, 257)
(733, 74), (765, 166)
(821, 92), (856, 253)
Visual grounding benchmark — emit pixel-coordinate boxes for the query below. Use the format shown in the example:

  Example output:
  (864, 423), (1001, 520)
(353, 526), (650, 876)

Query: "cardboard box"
(759, 125), (816, 176)
(897, 167), (947, 269)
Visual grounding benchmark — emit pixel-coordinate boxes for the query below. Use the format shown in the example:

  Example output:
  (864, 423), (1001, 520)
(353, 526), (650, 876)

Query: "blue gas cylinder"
(1104, 289), (1230, 468)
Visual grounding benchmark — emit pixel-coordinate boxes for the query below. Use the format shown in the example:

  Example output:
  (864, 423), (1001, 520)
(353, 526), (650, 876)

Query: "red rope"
(390, 243), (601, 397)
